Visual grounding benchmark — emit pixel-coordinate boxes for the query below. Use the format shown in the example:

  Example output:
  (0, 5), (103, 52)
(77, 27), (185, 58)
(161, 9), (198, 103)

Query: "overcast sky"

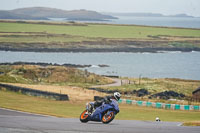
(1, 0), (200, 17)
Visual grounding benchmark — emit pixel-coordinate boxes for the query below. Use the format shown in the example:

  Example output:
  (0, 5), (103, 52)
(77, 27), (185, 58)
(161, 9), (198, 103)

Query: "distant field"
(0, 22), (200, 38)
(0, 21), (200, 52)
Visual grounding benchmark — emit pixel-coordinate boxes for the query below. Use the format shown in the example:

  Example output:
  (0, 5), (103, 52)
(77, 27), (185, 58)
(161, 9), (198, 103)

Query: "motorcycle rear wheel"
(102, 111), (115, 124)
(80, 110), (89, 123)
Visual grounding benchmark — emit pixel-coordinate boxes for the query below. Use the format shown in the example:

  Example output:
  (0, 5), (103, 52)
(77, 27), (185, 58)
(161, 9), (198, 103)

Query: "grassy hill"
(0, 7), (117, 21)
(0, 11), (48, 20)
(0, 64), (112, 87)
(12, 7), (117, 20)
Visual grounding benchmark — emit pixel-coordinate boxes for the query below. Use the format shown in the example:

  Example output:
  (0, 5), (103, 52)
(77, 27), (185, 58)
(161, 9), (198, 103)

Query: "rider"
(87, 92), (121, 113)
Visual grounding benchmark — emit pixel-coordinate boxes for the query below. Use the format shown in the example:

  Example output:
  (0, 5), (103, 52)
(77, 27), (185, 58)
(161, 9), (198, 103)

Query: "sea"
(1, 51), (200, 80)
(109, 16), (200, 29)
(52, 16), (200, 29)
(1, 16), (200, 80)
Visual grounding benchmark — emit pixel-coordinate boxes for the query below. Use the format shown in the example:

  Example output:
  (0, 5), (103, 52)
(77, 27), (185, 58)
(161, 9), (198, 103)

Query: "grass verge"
(0, 90), (199, 122)
(182, 121), (200, 126)
(0, 90), (84, 118)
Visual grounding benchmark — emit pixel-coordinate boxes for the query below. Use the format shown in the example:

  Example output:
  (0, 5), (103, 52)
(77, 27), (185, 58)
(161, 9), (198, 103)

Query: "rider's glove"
(105, 99), (112, 104)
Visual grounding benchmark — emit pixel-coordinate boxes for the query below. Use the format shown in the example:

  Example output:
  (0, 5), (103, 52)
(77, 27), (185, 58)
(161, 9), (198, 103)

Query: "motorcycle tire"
(80, 110), (89, 123)
(102, 111), (115, 124)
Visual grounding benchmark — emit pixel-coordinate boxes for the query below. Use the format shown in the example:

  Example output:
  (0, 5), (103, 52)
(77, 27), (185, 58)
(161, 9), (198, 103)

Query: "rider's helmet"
(113, 92), (121, 101)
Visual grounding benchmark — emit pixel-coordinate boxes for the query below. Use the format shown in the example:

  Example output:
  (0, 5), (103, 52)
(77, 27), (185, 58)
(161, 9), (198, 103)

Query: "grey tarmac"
(0, 108), (199, 133)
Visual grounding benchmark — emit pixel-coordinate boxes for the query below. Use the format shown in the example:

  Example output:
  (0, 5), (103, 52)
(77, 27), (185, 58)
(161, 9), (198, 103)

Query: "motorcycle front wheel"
(80, 110), (89, 123)
(102, 111), (115, 124)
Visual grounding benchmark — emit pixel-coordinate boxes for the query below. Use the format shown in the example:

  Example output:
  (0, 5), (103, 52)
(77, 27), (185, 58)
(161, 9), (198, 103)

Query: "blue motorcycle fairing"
(88, 99), (119, 122)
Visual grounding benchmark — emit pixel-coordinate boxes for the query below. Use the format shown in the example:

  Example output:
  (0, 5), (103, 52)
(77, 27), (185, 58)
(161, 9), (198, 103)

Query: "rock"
(132, 88), (149, 97)
(150, 91), (185, 99)
(98, 64), (109, 67)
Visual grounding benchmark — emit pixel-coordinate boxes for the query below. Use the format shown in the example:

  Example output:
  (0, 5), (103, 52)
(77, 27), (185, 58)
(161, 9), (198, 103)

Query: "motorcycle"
(80, 99), (119, 124)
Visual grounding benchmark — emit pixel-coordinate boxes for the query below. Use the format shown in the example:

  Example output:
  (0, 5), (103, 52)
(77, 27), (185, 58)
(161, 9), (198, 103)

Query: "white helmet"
(114, 92), (121, 101)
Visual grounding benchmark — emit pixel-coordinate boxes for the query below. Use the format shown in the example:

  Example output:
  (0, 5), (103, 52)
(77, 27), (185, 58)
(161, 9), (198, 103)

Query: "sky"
(1, 0), (200, 17)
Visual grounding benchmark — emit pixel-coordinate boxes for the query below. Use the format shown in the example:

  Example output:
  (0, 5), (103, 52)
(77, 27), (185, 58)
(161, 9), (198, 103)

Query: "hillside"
(1, 64), (200, 101)
(0, 7), (117, 21)
(0, 10), (48, 20)
(0, 64), (112, 86)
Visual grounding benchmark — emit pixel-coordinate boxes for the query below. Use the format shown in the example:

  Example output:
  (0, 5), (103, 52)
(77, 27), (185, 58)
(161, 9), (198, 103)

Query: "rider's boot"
(86, 103), (94, 114)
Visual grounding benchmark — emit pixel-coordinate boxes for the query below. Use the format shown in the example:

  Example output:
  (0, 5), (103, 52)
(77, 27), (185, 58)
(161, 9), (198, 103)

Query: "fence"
(0, 83), (69, 101)
(118, 99), (200, 111)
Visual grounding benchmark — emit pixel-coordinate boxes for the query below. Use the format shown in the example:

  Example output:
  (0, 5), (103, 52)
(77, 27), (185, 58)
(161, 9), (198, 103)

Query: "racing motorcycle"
(80, 99), (119, 124)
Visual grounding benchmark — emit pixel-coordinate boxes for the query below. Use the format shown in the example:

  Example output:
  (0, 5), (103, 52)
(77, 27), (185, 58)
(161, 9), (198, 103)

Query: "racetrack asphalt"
(0, 108), (199, 133)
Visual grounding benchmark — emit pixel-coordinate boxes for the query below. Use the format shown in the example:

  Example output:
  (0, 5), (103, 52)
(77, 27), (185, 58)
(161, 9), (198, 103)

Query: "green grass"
(1, 21), (200, 51)
(0, 90), (84, 118)
(0, 36), (91, 43)
(0, 90), (200, 122)
(0, 22), (200, 39)
(118, 104), (200, 122)
(102, 78), (200, 97)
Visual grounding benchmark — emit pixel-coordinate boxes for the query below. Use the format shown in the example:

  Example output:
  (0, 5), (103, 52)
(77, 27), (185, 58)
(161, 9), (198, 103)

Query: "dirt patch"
(4, 83), (107, 101)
